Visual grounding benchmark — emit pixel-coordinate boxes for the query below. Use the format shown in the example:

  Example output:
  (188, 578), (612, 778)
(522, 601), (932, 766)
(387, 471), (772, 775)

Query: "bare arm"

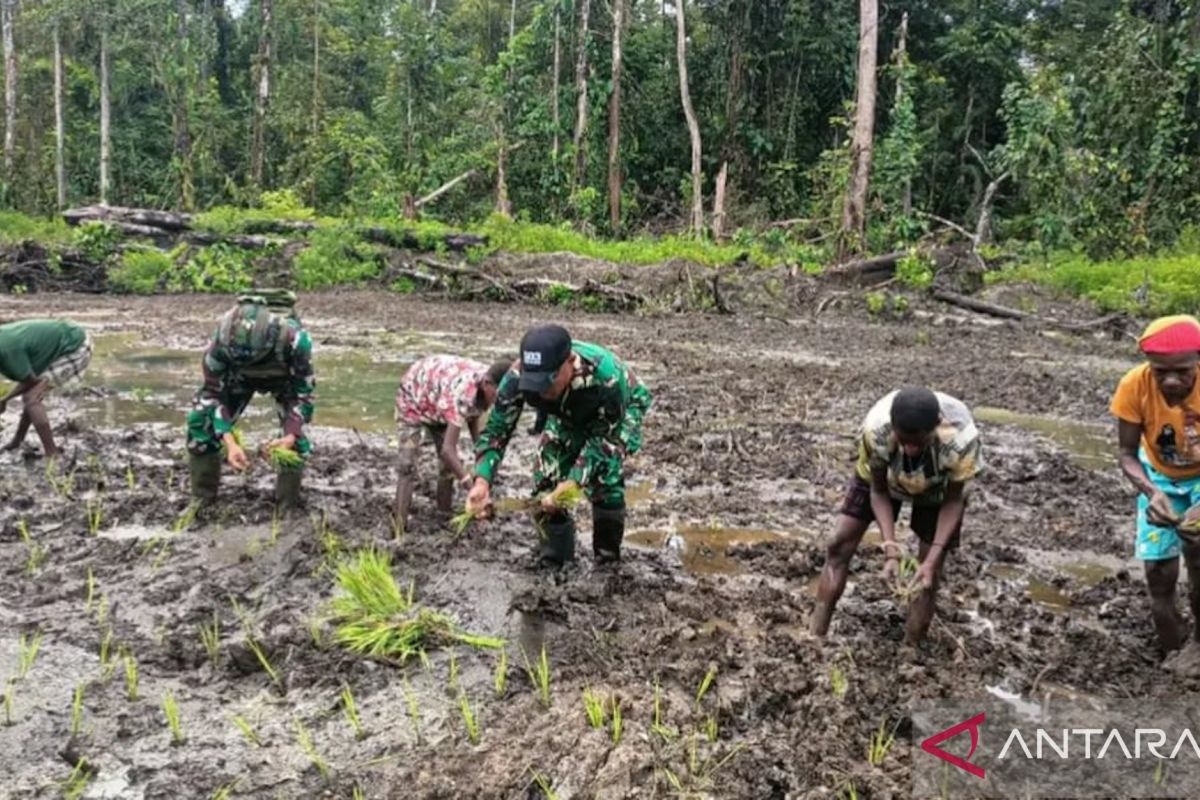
(928, 481), (966, 558)
(438, 424), (470, 483)
(1117, 419), (1157, 497)
(869, 466), (899, 557)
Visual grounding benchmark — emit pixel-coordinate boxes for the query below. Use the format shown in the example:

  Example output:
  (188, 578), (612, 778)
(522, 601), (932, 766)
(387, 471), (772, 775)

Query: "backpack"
(214, 289), (300, 376)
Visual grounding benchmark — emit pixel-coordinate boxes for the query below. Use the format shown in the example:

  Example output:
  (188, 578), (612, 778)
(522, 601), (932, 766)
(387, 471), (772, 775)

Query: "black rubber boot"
(592, 503), (626, 563)
(275, 467), (304, 510)
(536, 512), (576, 567)
(189, 452), (221, 504)
(435, 474), (455, 513)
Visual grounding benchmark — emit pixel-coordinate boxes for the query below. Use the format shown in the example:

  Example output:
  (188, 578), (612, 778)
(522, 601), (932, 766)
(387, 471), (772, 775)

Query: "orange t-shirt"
(1110, 363), (1200, 479)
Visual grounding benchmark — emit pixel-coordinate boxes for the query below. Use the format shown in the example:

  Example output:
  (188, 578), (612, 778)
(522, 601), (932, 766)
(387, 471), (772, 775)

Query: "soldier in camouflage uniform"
(185, 290), (316, 508)
(466, 324), (652, 566)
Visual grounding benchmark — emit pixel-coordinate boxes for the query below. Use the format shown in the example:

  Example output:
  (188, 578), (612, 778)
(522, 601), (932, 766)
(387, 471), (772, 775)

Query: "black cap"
(518, 325), (572, 393)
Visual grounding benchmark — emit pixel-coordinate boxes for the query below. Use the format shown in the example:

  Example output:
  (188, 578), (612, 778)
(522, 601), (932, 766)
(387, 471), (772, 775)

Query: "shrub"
(109, 249), (175, 294)
(294, 227), (380, 290)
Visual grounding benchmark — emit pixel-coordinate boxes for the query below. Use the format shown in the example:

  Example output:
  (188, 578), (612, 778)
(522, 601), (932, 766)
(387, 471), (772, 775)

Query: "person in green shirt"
(466, 324), (652, 566)
(0, 319), (93, 458)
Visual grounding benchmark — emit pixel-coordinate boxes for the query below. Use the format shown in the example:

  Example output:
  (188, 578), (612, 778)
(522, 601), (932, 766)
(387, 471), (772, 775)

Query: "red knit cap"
(1138, 315), (1200, 354)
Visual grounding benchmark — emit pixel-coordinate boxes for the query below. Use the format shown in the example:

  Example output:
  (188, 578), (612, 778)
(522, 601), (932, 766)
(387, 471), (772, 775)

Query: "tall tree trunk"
(607, 0), (623, 233)
(312, 0), (320, 142)
(895, 11), (910, 216)
(174, 0), (195, 211)
(496, 133), (511, 217)
(53, 19), (66, 209)
(571, 0), (590, 192)
(675, 0), (703, 235)
(99, 19), (111, 205)
(838, 0), (878, 257)
(551, 1), (560, 163)
(712, 161), (728, 241)
(251, 0), (273, 195)
(2, 0), (16, 179)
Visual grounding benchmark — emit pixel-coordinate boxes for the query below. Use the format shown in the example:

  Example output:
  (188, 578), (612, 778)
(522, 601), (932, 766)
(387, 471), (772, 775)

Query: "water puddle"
(989, 557), (1118, 612)
(628, 525), (788, 575)
(975, 406), (1111, 470)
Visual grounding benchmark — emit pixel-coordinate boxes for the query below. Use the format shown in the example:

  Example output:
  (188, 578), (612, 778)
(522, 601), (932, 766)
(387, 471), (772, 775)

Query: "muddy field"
(0, 289), (1177, 799)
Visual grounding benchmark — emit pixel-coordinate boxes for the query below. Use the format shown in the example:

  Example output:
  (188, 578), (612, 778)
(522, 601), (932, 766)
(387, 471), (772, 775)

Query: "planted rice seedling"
(124, 652), (139, 701)
(341, 684), (365, 740)
(98, 627), (116, 679)
(867, 717), (897, 766)
(293, 717), (331, 780)
(84, 568), (95, 613)
(493, 649), (508, 697)
(198, 614), (221, 664)
(17, 520), (45, 575)
(830, 664), (849, 699)
(17, 630), (43, 679)
(582, 687), (606, 729)
(447, 653), (459, 693)
(70, 683), (85, 736)
(695, 666), (718, 709)
(352, 786), (366, 800)
(3, 678), (14, 725)
(458, 690), (480, 744)
(522, 644), (551, 709)
(62, 758), (92, 800)
(401, 678), (421, 743)
(652, 679), (677, 740)
(270, 509), (282, 545)
(610, 697), (623, 744)
(210, 780), (238, 800)
(705, 714), (719, 742)
(125, 464), (136, 490)
(95, 594), (109, 627)
(245, 637), (281, 688)
(529, 769), (559, 800)
(172, 502), (200, 534)
(330, 548), (503, 662)
(162, 691), (185, 745)
(231, 714), (262, 747)
(85, 498), (103, 536)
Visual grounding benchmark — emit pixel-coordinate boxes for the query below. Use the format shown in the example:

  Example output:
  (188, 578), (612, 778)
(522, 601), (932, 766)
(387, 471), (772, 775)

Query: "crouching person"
(185, 290), (315, 509)
(0, 318), (93, 458)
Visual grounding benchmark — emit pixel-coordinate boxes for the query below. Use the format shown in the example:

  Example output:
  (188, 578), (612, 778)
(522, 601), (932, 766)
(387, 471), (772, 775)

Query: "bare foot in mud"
(1164, 640), (1200, 675)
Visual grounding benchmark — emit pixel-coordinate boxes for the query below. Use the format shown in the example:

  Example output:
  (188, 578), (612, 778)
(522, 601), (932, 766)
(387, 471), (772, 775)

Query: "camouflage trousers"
(533, 417), (626, 507)
(186, 388), (312, 459)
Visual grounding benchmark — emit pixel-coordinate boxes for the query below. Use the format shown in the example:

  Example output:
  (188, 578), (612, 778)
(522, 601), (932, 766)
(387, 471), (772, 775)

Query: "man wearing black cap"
(465, 324), (652, 566)
(810, 387), (981, 646)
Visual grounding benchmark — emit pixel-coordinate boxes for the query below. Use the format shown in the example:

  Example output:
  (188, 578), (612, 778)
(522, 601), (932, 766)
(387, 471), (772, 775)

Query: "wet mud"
(0, 291), (1174, 798)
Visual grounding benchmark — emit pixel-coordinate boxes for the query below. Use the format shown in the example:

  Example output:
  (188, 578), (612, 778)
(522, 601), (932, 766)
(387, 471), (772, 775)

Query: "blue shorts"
(1136, 452), (1200, 561)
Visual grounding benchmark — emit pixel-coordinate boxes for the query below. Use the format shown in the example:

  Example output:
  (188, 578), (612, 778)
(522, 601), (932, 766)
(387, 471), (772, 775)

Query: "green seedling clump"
(294, 717), (331, 780)
(522, 644), (552, 709)
(162, 691), (185, 745)
(330, 548), (504, 662)
(450, 484), (587, 535)
(231, 714), (262, 747)
(17, 630), (43, 679)
(268, 446), (304, 470)
(341, 684), (365, 740)
(583, 687), (606, 729)
(458, 690), (480, 744)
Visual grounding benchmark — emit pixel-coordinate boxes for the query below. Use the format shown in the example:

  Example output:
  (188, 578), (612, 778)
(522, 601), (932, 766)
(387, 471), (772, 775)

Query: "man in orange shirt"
(1111, 315), (1200, 667)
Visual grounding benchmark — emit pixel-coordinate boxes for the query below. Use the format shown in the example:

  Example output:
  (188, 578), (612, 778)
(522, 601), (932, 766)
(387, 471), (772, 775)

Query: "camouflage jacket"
(474, 341), (651, 484)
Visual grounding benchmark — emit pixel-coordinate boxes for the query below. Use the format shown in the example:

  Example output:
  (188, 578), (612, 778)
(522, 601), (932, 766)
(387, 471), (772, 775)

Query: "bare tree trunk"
(100, 20), (111, 205)
(975, 171), (1010, 246)
(571, 0), (590, 192)
(251, 0), (273, 194)
(838, 0), (878, 257)
(312, 0), (320, 142)
(675, 0), (703, 235)
(496, 135), (511, 217)
(712, 161), (728, 241)
(895, 11), (910, 216)
(2, 0), (15, 179)
(607, 0), (624, 233)
(175, 0), (195, 210)
(551, 1), (560, 163)
(54, 19), (66, 209)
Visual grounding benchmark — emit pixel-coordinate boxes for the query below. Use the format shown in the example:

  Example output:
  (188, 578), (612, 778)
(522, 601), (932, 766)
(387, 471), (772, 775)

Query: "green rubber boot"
(189, 452), (221, 504)
(275, 467), (304, 510)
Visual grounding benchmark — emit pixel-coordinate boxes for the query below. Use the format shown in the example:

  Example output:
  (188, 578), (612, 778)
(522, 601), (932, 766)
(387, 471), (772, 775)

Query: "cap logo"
(523, 350), (542, 366)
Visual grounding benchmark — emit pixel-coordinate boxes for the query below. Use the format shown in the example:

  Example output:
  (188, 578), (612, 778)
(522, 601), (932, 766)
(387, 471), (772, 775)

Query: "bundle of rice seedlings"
(330, 549), (504, 662)
(268, 446), (304, 471)
(449, 484), (587, 536)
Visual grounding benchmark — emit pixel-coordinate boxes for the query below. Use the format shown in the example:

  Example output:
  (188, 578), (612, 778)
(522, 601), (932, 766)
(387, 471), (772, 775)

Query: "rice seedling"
(307, 615), (326, 649)
(62, 758), (92, 800)
(210, 780), (238, 800)
(270, 508), (282, 545)
(95, 594), (109, 627)
(449, 484), (586, 535)
(651, 679), (677, 740)
(99, 627), (116, 679)
(123, 652), (139, 701)
(610, 697), (623, 744)
(493, 649), (508, 697)
(198, 614), (221, 664)
(245, 637), (281, 688)
(522, 644), (551, 709)
(172, 501), (200, 534)
(162, 691), (185, 745)
(839, 780), (859, 800)
(341, 684), (365, 740)
(352, 786), (366, 800)
(695, 666), (718, 709)
(704, 715), (719, 742)
(899, 555), (920, 580)
(229, 596), (254, 632)
(293, 717), (331, 780)
(401, 678), (421, 743)
(268, 446), (304, 470)
(867, 717), (897, 766)
(458, 690), (480, 744)
(330, 548), (504, 662)
(231, 714), (262, 747)
(447, 652), (459, 693)
(830, 664), (849, 699)
(17, 520), (45, 575)
(17, 630), (43, 679)
(84, 567), (95, 613)
(418, 649), (432, 671)
(529, 769), (559, 800)
(85, 497), (103, 536)
(125, 464), (136, 490)
(582, 687), (606, 729)
(151, 541), (172, 571)
(70, 683), (85, 736)
(3, 678), (14, 725)
(45, 459), (75, 498)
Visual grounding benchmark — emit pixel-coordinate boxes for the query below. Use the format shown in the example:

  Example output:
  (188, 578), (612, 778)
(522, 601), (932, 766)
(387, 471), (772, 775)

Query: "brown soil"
(0, 291), (1171, 799)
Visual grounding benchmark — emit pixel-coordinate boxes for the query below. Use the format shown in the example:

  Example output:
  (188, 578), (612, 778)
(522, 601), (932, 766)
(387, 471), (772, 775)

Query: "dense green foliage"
(1, 1), (1199, 260)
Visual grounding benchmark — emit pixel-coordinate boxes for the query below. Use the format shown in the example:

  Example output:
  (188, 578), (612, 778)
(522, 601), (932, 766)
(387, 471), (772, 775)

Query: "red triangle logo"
(920, 712), (987, 779)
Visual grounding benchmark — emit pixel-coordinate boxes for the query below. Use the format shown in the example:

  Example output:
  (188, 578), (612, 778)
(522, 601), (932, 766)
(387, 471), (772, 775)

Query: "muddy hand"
(882, 556), (899, 581)
(911, 561), (936, 591)
(1148, 490), (1181, 528)
(226, 442), (250, 472)
(541, 480), (579, 512)
(466, 478), (493, 517)
(261, 434), (297, 457)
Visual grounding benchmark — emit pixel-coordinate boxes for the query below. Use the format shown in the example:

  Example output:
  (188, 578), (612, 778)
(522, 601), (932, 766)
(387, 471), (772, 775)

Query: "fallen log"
(361, 227), (489, 253)
(63, 205), (193, 231)
(932, 289), (1130, 336)
(931, 289), (1030, 321)
(825, 251), (906, 282)
(185, 231), (286, 249)
(241, 219), (316, 235)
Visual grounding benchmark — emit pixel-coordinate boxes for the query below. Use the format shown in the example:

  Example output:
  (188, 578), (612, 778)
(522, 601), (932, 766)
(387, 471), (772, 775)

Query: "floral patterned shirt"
(395, 355), (487, 428)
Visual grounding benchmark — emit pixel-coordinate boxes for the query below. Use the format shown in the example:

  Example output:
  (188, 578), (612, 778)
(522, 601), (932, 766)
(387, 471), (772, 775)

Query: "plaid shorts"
(42, 333), (93, 389)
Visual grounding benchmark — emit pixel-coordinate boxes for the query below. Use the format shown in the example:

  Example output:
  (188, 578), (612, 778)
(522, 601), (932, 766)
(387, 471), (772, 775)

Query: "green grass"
(330, 548), (504, 662)
(0, 211), (72, 245)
